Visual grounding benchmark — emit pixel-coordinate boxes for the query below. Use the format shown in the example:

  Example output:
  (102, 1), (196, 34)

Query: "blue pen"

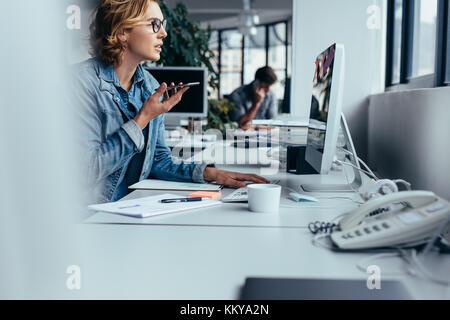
(160, 197), (203, 203)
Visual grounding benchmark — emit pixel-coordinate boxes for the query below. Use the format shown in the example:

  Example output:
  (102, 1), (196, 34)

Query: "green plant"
(206, 99), (237, 131)
(157, 1), (239, 132)
(157, 1), (218, 93)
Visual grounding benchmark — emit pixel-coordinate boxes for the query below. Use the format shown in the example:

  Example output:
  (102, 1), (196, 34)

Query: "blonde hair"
(89, 0), (156, 65)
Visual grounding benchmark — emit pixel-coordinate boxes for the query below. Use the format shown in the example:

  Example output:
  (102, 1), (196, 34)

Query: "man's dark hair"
(255, 66), (278, 85)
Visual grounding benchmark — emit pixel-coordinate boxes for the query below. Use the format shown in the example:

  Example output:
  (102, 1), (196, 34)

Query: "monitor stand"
(301, 114), (363, 192)
(164, 116), (182, 130)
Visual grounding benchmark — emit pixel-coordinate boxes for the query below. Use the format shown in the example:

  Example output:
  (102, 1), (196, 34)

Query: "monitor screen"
(307, 43), (336, 156)
(145, 67), (207, 116)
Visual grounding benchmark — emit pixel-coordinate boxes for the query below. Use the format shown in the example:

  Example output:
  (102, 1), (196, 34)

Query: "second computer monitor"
(145, 66), (207, 125)
(305, 43), (346, 174)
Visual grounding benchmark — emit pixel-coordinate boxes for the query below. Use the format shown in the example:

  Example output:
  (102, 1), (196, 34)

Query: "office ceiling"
(81, 0), (292, 28)
(165, 0), (293, 28)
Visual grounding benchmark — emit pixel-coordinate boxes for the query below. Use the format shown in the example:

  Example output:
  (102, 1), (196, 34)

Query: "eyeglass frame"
(135, 18), (167, 33)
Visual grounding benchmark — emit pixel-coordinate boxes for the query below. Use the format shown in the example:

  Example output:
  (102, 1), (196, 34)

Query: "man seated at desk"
(228, 66), (278, 130)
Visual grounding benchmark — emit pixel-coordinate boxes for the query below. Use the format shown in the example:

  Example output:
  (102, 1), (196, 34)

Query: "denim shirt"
(71, 58), (208, 204)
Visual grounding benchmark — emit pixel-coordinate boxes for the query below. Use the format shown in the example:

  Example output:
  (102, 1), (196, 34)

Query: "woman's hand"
(203, 167), (270, 188)
(134, 82), (189, 129)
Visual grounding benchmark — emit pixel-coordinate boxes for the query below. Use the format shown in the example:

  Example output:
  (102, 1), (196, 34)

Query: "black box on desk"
(286, 145), (318, 175)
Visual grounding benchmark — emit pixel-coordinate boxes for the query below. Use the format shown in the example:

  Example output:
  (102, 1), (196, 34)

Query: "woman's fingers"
(171, 82), (176, 94)
(163, 89), (170, 101)
(234, 173), (269, 184)
(214, 170), (270, 188)
(155, 82), (168, 100)
(223, 177), (246, 188)
(162, 86), (189, 112)
(169, 86), (189, 103)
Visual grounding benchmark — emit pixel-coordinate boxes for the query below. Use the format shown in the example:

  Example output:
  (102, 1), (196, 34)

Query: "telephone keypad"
(426, 203), (445, 213)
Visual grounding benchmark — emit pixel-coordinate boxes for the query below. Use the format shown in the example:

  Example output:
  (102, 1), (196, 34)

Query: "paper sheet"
(88, 193), (221, 218)
(129, 179), (222, 191)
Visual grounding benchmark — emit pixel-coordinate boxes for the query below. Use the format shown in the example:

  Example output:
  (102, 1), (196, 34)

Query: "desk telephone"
(331, 191), (450, 250)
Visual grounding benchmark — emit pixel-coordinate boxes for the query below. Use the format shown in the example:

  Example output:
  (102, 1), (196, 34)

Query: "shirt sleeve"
(192, 162), (210, 183)
(227, 90), (247, 123)
(70, 67), (140, 187)
(265, 92), (278, 119)
(122, 120), (144, 152)
(150, 116), (210, 183)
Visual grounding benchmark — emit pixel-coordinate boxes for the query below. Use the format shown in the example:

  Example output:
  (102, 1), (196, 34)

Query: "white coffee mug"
(247, 184), (282, 213)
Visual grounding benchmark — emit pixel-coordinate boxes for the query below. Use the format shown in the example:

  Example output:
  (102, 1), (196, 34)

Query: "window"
(210, 21), (291, 103)
(386, 0), (449, 89)
(445, 1), (450, 84)
(268, 23), (287, 101)
(411, 0), (438, 77)
(243, 26), (266, 85)
(220, 30), (243, 96)
(391, 0), (403, 84)
(208, 30), (220, 100)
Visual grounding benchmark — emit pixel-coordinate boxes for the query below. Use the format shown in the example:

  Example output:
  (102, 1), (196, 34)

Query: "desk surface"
(82, 147), (450, 299)
(85, 167), (359, 228)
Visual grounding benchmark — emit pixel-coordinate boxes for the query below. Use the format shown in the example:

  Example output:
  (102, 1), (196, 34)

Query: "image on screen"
(306, 44), (336, 153)
(146, 68), (205, 114)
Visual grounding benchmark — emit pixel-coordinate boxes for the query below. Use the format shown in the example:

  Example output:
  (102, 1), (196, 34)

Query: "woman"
(72, 0), (268, 203)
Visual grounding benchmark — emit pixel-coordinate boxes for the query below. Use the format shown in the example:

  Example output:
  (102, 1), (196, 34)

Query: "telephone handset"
(340, 191), (438, 230)
(331, 191), (450, 250)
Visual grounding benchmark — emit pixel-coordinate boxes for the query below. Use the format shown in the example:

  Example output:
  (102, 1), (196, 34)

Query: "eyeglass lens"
(152, 19), (167, 33)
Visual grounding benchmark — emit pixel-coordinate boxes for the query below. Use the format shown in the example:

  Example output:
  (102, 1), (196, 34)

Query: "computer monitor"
(145, 66), (208, 127)
(305, 43), (345, 174)
(301, 44), (363, 193)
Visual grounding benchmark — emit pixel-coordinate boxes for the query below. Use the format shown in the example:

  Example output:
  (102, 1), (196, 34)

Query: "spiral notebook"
(88, 193), (221, 218)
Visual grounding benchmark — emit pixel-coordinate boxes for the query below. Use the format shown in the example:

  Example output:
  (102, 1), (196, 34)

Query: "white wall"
(368, 87), (450, 200)
(291, 0), (387, 159)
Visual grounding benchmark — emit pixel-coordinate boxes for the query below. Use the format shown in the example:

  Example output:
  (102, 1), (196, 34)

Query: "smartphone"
(166, 82), (200, 91)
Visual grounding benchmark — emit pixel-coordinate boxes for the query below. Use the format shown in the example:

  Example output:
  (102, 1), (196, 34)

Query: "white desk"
(85, 167), (359, 228)
(75, 223), (450, 299)
(82, 146), (450, 299)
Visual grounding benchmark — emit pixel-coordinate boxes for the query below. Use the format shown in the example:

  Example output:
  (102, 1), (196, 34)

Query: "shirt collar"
(134, 64), (145, 84)
(97, 58), (145, 88)
(97, 59), (117, 84)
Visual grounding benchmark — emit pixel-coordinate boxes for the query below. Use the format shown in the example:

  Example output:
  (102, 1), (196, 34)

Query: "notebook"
(88, 193), (221, 218)
(129, 179), (222, 191)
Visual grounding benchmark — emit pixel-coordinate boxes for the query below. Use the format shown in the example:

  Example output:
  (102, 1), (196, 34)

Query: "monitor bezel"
(145, 66), (208, 119)
(305, 43), (346, 175)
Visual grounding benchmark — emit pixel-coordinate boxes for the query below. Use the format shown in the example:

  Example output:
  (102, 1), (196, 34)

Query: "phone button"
(355, 230), (362, 237)
(426, 203), (446, 213)
(372, 225), (381, 232)
(363, 228), (371, 234)
(382, 223), (390, 229)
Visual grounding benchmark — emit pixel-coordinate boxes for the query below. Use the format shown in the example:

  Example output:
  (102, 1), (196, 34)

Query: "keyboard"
(222, 187), (249, 202)
(222, 180), (280, 203)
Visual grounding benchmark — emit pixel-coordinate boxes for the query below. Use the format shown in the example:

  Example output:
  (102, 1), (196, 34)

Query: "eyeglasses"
(136, 18), (167, 33)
